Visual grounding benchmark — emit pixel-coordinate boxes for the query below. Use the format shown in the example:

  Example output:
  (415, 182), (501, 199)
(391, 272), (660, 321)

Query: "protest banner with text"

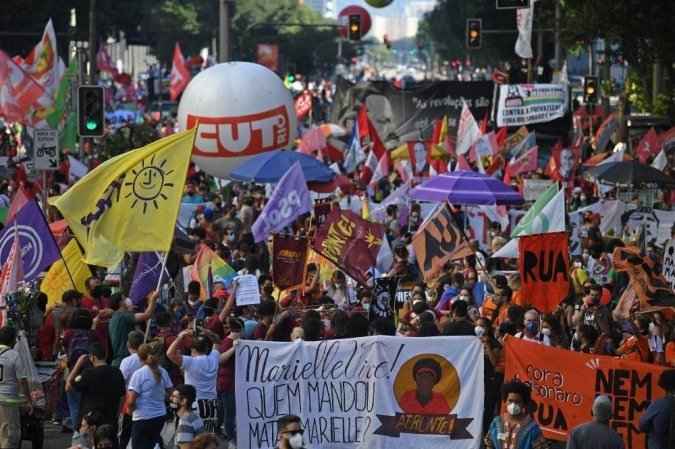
(235, 336), (483, 449)
(518, 232), (570, 313)
(495, 84), (569, 128)
(312, 209), (385, 285)
(505, 338), (666, 449)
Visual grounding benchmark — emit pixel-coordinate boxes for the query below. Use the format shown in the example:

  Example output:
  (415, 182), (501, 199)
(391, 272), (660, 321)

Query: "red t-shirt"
(218, 337), (235, 393)
(253, 323), (268, 340)
(398, 390), (451, 415)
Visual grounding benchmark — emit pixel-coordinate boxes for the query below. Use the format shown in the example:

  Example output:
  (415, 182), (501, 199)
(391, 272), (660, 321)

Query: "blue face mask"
(526, 321), (539, 334)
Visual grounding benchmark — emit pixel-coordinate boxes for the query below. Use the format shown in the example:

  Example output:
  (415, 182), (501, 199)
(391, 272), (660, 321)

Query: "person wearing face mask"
(326, 271), (356, 309)
(176, 282), (203, 326)
(646, 318), (666, 365)
(166, 385), (204, 449)
(540, 315), (567, 348)
(485, 380), (547, 449)
(275, 415), (306, 449)
(515, 310), (544, 344)
(108, 291), (158, 368)
(573, 283), (610, 336)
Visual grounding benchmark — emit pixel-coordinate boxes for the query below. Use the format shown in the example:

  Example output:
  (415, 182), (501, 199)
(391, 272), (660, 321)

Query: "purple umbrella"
(410, 170), (524, 205)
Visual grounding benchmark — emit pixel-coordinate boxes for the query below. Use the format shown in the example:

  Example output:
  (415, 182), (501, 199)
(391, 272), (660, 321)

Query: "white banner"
(515, 5), (533, 58)
(523, 179), (553, 202)
(496, 84), (569, 127)
(235, 336), (483, 449)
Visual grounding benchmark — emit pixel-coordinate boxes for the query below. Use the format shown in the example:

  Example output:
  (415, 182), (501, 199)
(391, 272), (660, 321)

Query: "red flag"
(294, 90), (312, 120)
(636, 128), (661, 163)
(505, 145), (538, 184)
(660, 127), (675, 151)
(519, 232), (570, 313)
(169, 43), (191, 101)
(298, 127), (327, 155)
(594, 113), (619, 152)
(357, 104), (369, 141)
(479, 110), (489, 134)
(455, 154), (471, 171)
(0, 225), (24, 327)
(0, 50), (45, 122)
(495, 127), (508, 150)
(6, 186), (31, 223)
(360, 117), (389, 185)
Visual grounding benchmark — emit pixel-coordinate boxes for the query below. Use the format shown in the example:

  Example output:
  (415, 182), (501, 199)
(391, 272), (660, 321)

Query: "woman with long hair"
(126, 342), (174, 449)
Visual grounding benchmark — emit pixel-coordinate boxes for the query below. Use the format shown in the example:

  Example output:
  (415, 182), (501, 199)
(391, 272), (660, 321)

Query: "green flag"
(510, 183), (560, 237)
(47, 61), (78, 129)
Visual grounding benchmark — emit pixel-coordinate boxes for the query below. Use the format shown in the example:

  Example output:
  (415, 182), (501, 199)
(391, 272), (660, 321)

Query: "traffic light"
(348, 14), (362, 41)
(466, 19), (482, 50)
(78, 86), (105, 137)
(584, 76), (598, 105)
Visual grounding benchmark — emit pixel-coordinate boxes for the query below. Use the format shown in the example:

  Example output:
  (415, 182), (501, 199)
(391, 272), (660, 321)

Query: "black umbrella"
(587, 160), (675, 187)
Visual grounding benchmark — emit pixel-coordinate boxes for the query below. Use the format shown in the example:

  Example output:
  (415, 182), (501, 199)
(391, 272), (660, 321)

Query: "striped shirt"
(175, 412), (204, 447)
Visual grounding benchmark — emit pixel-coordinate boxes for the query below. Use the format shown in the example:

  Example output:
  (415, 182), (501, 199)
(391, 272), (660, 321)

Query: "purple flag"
(252, 162), (312, 242)
(0, 200), (60, 281)
(129, 252), (169, 307)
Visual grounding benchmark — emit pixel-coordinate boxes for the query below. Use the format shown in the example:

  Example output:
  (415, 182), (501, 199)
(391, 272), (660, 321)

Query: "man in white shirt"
(167, 329), (220, 434)
(0, 327), (31, 449)
(119, 330), (145, 449)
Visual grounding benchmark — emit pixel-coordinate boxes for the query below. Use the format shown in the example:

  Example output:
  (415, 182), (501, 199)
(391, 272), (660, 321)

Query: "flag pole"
(33, 198), (77, 289)
(144, 251), (168, 343)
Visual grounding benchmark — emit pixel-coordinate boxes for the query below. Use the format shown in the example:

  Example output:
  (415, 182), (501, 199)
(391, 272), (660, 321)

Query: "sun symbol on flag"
(124, 156), (174, 214)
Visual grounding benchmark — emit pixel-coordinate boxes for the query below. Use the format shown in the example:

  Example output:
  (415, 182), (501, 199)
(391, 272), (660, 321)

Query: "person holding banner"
(485, 380), (548, 449)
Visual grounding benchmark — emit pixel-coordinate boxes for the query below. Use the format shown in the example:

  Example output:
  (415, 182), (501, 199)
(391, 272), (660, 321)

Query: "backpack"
(67, 329), (92, 366)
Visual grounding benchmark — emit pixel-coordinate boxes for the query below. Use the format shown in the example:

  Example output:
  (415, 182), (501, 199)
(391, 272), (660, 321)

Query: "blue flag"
(129, 252), (170, 308)
(0, 201), (60, 281)
(344, 121), (364, 174)
(251, 162), (312, 243)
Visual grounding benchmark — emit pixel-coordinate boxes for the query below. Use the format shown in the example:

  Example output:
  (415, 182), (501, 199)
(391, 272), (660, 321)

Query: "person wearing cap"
(566, 395), (624, 449)
(639, 369), (675, 449)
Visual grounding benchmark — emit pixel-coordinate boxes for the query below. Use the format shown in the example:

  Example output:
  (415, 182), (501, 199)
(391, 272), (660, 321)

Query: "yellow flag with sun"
(51, 129), (196, 266)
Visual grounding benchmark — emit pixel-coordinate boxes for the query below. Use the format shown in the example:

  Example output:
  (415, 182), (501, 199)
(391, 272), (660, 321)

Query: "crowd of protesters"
(1, 97), (675, 449)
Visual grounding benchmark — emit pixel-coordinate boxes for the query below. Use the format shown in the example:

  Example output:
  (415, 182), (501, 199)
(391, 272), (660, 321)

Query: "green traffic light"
(86, 120), (98, 131)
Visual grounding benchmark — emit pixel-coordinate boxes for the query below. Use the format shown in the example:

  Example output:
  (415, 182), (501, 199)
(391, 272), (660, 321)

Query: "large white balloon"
(177, 62), (297, 178)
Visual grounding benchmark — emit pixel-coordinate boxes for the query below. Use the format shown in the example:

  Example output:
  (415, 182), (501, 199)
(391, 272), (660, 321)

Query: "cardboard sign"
(523, 179), (553, 202)
(505, 338), (666, 449)
(234, 274), (261, 306)
(518, 232), (570, 313)
(33, 128), (59, 170)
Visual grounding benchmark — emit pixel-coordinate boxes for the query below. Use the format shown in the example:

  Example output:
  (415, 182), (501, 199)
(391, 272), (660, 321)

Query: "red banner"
(295, 90), (312, 120)
(505, 338), (666, 449)
(312, 209), (384, 285)
(518, 232), (570, 313)
(272, 235), (308, 290)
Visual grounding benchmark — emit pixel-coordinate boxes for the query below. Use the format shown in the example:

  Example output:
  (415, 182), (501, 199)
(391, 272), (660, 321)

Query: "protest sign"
(662, 239), (675, 290)
(505, 338), (666, 449)
(235, 336), (483, 449)
(522, 179), (553, 202)
(412, 205), (472, 282)
(312, 209), (385, 285)
(235, 274), (261, 306)
(495, 84), (568, 128)
(518, 232), (570, 313)
(272, 235), (308, 290)
(33, 127), (59, 170)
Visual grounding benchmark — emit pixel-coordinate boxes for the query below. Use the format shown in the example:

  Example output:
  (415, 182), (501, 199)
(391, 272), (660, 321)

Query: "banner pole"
(144, 251), (168, 343)
(33, 198), (77, 289)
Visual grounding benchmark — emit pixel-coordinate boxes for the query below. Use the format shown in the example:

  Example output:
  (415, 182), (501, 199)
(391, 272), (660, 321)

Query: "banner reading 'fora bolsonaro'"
(495, 84), (569, 127)
(235, 336), (484, 449)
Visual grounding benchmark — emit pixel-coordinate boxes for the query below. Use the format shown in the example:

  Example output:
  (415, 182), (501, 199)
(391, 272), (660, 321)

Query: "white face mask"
(474, 326), (486, 337)
(169, 402), (178, 409)
(541, 328), (552, 336)
(288, 433), (304, 449)
(507, 403), (522, 416)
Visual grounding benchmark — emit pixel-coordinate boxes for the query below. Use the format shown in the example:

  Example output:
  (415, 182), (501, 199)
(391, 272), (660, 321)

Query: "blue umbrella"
(410, 170), (524, 205)
(228, 150), (336, 183)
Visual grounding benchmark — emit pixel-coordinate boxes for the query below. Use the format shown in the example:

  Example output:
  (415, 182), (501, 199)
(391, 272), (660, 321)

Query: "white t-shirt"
(128, 365), (173, 421)
(181, 349), (220, 400)
(119, 353), (143, 386)
(0, 346), (27, 402)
